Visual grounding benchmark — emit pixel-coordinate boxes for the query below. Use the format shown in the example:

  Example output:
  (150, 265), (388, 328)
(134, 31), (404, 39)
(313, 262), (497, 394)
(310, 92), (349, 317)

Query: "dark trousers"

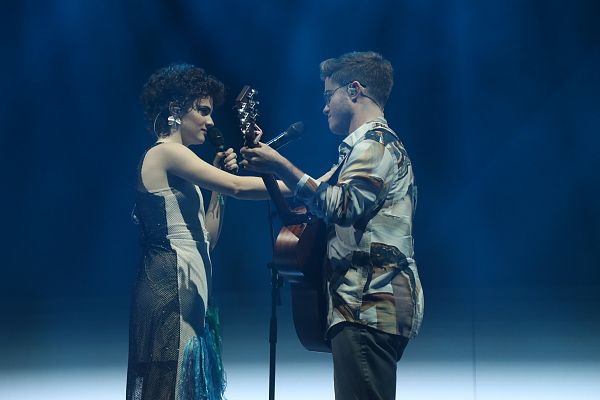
(330, 322), (409, 400)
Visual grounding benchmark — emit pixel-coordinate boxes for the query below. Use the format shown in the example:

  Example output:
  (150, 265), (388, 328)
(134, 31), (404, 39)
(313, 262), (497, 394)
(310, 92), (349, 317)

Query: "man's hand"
(241, 124), (307, 193)
(240, 142), (285, 175)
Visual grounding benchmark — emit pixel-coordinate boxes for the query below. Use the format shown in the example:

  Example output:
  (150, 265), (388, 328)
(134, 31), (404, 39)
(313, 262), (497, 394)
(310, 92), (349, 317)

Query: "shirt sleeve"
(295, 138), (395, 227)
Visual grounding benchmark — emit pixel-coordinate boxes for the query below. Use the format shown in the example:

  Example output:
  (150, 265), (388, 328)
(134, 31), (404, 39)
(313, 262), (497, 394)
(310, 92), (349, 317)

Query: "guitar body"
(234, 85), (330, 352)
(274, 215), (330, 352)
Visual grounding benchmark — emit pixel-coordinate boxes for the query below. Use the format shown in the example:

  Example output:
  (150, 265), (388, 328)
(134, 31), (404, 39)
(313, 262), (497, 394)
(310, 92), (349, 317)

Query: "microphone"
(265, 121), (304, 150)
(207, 127), (237, 174)
(207, 127), (225, 152)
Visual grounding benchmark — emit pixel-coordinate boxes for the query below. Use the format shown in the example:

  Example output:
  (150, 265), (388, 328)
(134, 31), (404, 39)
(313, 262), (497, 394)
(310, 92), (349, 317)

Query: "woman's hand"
(213, 148), (239, 174)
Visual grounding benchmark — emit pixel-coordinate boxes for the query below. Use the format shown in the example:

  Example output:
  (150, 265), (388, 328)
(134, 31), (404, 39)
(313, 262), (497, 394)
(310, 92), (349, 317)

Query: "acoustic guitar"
(234, 86), (330, 352)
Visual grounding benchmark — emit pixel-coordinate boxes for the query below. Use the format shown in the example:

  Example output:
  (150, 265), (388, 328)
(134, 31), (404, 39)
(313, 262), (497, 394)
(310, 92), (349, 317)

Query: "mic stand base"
(268, 263), (283, 400)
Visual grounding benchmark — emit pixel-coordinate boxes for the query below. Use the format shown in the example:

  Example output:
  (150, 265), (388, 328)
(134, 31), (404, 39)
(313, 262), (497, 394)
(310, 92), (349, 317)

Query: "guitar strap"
(326, 161), (344, 185)
(327, 119), (399, 184)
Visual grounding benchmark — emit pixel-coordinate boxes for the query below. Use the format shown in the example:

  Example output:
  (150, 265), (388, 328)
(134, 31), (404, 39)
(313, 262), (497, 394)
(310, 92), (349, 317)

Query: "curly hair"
(320, 51), (393, 108)
(140, 63), (225, 135)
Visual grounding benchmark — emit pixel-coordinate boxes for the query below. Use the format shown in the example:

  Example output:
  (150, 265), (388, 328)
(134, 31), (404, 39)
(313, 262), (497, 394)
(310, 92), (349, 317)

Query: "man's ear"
(347, 82), (359, 97)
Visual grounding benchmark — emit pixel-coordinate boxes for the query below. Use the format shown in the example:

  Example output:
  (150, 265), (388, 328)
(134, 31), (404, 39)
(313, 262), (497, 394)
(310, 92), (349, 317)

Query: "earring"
(167, 102), (182, 127)
(167, 115), (182, 127)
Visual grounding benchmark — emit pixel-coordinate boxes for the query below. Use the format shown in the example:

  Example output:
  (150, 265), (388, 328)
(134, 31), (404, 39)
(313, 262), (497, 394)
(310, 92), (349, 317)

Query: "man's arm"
(242, 139), (395, 226)
(295, 139), (394, 226)
(240, 143), (306, 193)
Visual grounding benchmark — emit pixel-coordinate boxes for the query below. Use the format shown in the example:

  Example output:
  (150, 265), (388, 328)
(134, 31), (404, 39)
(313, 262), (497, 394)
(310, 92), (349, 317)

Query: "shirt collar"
(339, 116), (388, 156)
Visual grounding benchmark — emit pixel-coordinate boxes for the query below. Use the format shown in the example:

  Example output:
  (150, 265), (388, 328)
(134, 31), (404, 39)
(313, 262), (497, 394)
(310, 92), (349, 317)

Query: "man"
(241, 51), (424, 400)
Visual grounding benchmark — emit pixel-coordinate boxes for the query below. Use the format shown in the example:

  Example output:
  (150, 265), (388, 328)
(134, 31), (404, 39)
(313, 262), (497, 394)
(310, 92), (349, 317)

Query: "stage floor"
(1, 361), (599, 399)
(1, 286), (598, 399)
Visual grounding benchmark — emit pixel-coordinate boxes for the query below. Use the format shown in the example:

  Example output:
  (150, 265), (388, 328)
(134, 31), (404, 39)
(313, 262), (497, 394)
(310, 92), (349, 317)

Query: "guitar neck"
(234, 85), (305, 226)
(261, 174), (307, 226)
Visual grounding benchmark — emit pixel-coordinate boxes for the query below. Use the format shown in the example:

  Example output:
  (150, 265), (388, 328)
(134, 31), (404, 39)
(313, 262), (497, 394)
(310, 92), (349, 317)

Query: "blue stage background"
(1, 1), (599, 398)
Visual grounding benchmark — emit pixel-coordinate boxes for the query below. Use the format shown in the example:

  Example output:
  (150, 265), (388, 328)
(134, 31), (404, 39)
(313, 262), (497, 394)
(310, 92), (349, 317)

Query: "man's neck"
(347, 103), (384, 134)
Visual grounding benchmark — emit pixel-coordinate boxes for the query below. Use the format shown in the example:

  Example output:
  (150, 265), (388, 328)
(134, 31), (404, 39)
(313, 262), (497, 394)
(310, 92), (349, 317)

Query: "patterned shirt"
(295, 117), (424, 338)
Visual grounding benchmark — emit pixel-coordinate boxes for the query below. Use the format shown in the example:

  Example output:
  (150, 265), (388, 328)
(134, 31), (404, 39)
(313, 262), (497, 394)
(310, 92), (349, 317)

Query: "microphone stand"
(266, 200), (282, 400)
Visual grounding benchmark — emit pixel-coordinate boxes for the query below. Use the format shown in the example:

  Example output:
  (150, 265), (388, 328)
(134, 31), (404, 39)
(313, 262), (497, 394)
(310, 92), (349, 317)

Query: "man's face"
(322, 77), (352, 135)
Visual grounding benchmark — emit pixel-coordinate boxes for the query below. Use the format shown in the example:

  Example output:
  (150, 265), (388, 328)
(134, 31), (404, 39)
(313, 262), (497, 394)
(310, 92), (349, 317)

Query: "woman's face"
(179, 97), (214, 146)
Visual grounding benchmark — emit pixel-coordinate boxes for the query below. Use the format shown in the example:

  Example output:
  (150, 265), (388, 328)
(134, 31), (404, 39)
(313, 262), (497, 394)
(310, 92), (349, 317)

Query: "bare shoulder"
(145, 142), (200, 167)
(147, 141), (193, 158)
(141, 143), (210, 190)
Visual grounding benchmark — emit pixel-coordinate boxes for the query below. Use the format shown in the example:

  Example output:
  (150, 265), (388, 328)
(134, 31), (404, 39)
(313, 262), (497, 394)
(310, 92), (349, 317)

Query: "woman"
(127, 64), (278, 400)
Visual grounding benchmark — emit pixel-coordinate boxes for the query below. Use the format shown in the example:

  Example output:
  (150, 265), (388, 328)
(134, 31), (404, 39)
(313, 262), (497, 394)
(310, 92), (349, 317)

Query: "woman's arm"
(204, 190), (225, 250)
(203, 149), (235, 249)
(156, 142), (290, 200)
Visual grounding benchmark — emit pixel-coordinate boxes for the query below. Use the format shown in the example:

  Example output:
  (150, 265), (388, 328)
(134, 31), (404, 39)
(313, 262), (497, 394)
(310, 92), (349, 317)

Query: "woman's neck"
(157, 130), (184, 145)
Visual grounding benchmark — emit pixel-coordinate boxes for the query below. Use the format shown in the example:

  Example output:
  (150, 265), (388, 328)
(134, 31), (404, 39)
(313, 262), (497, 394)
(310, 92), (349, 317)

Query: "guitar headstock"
(234, 85), (260, 148)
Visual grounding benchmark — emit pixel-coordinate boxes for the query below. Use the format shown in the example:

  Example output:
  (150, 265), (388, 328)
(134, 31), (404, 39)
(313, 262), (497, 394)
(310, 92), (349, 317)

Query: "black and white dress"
(126, 144), (225, 400)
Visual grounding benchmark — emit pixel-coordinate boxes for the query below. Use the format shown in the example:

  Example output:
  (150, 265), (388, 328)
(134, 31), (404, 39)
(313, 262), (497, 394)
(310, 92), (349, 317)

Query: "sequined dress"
(126, 144), (225, 400)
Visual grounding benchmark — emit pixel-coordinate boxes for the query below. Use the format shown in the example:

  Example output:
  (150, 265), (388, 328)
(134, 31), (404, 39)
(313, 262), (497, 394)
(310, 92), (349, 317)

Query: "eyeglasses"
(323, 85), (346, 105)
(323, 82), (368, 105)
